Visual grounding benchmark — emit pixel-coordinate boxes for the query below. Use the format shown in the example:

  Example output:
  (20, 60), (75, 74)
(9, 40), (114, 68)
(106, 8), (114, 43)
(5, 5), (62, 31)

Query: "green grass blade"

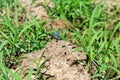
(0, 31), (13, 45)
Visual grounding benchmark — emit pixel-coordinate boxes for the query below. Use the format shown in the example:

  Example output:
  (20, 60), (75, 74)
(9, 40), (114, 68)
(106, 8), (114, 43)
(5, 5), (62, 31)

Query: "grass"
(49, 0), (120, 79)
(0, 0), (120, 80)
(0, 0), (49, 79)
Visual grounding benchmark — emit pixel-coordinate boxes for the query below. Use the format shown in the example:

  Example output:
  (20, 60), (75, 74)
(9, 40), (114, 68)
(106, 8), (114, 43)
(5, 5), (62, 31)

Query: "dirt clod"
(13, 40), (90, 80)
(44, 40), (89, 80)
(45, 19), (74, 31)
(20, 0), (54, 20)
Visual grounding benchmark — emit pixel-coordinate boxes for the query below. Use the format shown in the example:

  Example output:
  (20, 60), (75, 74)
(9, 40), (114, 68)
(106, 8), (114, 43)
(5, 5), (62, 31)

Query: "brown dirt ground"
(12, 40), (90, 80)
(95, 0), (120, 6)
(20, 0), (54, 20)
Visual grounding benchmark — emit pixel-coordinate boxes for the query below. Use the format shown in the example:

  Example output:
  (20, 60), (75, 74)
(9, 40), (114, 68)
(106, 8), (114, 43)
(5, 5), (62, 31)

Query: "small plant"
(49, 0), (120, 79)
(0, 0), (49, 79)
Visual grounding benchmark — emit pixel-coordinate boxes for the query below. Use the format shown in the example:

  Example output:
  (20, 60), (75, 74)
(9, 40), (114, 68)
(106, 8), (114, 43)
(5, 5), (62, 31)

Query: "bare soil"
(95, 0), (120, 6)
(20, 0), (54, 20)
(12, 40), (90, 80)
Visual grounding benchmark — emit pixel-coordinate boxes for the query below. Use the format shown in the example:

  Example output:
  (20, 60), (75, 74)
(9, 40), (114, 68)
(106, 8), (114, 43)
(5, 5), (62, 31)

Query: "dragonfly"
(52, 31), (62, 40)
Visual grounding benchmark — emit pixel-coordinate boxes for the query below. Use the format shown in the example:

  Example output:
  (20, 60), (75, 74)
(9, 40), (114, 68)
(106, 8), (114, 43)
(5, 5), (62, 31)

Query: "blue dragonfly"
(52, 31), (62, 40)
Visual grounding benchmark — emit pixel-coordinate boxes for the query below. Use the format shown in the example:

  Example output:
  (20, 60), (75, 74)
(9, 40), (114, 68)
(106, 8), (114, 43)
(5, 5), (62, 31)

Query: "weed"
(0, 0), (49, 79)
(50, 0), (120, 79)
